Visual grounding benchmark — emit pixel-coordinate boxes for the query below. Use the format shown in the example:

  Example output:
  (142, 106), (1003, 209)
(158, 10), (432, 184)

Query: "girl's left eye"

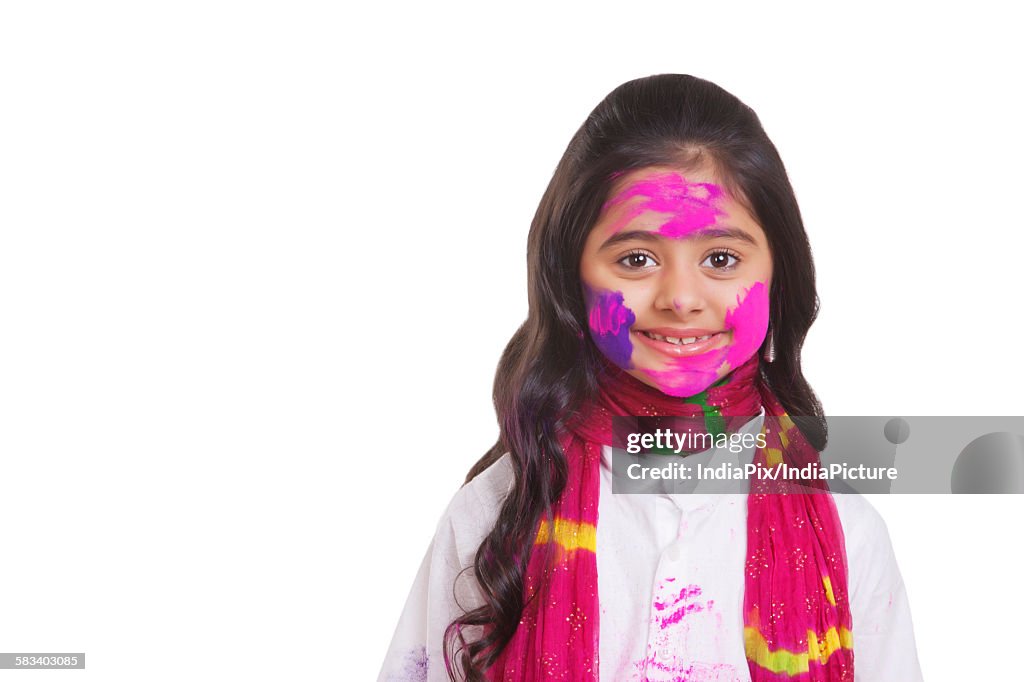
(617, 250), (659, 270)
(701, 250), (741, 270)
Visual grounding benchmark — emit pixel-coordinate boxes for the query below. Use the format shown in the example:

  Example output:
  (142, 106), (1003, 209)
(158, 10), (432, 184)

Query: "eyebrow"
(597, 226), (759, 251)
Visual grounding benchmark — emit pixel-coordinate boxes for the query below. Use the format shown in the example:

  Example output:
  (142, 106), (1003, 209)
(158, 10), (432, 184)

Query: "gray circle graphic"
(883, 417), (911, 445)
(951, 432), (1024, 493)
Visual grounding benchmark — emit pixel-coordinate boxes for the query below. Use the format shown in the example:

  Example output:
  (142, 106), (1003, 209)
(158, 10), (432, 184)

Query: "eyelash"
(617, 250), (658, 270)
(616, 249), (742, 271)
(703, 249), (742, 271)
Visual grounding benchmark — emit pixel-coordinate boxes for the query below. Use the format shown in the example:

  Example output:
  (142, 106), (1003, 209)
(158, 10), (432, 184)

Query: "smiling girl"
(581, 167), (772, 399)
(378, 74), (923, 681)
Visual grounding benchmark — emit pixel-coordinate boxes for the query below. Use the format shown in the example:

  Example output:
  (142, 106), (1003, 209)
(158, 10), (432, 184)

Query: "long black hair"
(443, 73), (826, 680)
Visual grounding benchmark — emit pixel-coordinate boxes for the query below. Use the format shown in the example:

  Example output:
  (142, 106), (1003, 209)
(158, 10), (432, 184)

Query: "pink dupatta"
(485, 356), (853, 681)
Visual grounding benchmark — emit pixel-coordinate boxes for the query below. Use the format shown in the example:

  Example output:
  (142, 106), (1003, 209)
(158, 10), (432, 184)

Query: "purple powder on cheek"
(584, 286), (636, 369)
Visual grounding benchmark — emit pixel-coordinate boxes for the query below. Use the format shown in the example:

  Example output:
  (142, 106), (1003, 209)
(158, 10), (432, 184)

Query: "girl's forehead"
(597, 168), (727, 229)
(605, 165), (728, 202)
(591, 165), (766, 247)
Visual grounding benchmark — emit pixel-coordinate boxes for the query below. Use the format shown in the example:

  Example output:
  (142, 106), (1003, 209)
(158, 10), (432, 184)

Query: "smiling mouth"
(639, 330), (719, 346)
(633, 329), (730, 357)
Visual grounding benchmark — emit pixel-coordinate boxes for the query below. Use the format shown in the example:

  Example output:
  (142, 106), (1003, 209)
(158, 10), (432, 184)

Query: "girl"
(378, 74), (922, 681)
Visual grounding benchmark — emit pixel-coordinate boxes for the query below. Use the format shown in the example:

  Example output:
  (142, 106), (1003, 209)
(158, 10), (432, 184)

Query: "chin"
(635, 367), (722, 398)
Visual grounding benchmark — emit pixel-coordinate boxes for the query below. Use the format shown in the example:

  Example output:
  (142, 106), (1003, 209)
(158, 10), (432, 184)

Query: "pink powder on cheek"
(602, 171), (727, 238)
(723, 280), (770, 370)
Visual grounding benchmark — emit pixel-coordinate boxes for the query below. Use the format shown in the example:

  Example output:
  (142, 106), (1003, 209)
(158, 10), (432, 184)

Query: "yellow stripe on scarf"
(762, 414), (798, 466)
(744, 625), (854, 675)
(779, 413), (795, 448)
(823, 576), (837, 606)
(535, 516), (597, 554)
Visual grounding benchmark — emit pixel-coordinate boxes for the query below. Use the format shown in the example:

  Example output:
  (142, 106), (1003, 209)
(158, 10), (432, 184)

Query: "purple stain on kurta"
(602, 171), (727, 238)
(383, 645), (428, 682)
(584, 285), (636, 369)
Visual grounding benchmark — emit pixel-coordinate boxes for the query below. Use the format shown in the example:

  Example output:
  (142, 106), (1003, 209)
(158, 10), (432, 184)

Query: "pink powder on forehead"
(602, 171), (728, 238)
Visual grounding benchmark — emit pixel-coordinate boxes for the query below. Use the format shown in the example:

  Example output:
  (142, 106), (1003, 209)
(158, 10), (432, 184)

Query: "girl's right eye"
(617, 250), (659, 270)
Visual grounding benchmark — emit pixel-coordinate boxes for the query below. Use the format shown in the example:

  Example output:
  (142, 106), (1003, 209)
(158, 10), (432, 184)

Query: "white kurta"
(379, 410), (924, 681)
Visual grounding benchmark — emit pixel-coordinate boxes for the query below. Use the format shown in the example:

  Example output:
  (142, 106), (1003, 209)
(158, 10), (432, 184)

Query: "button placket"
(643, 503), (721, 680)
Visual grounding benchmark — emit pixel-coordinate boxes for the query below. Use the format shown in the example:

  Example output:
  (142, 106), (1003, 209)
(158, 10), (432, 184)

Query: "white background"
(1, 2), (1021, 680)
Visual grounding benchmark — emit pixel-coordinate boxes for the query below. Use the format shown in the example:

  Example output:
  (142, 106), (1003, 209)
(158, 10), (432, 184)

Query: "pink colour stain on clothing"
(602, 171), (727, 238)
(653, 584), (712, 630)
(641, 281), (769, 397)
(627, 579), (740, 681)
(653, 584), (701, 611)
(632, 655), (739, 682)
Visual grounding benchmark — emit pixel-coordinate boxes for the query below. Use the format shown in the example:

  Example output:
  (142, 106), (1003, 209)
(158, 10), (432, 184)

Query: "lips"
(633, 327), (729, 357)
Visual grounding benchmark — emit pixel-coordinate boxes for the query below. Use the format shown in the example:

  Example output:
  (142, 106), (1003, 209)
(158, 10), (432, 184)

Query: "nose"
(655, 265), (708, 316)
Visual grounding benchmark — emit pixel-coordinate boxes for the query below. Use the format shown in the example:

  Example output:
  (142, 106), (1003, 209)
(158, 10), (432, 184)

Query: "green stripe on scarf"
(644, 376), (731, 456)
(682, 375), (729, 437)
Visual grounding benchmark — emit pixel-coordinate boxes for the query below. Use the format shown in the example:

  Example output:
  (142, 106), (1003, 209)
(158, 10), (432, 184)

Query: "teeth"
(643, 332), (715, 346)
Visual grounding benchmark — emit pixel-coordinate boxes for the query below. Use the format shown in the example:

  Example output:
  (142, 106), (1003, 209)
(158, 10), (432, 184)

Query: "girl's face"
(579, 165), (773, 397)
